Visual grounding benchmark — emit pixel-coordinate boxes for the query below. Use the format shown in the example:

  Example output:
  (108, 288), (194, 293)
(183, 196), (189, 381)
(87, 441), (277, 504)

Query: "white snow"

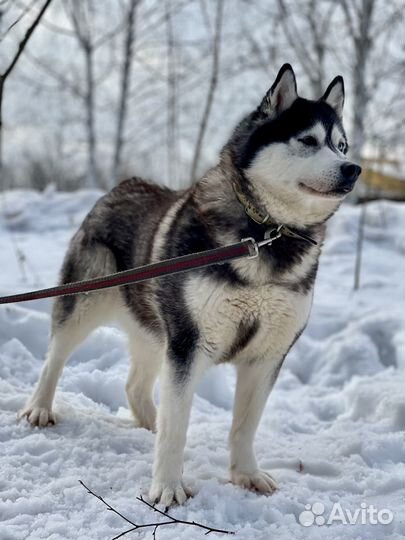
(0, 189), (404, 540)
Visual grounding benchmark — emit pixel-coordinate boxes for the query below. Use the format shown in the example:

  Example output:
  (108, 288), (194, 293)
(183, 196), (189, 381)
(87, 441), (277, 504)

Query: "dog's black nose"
(340, 162), (362, 183)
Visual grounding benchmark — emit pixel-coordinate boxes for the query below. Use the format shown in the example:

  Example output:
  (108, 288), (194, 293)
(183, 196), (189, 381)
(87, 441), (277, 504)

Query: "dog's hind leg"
(18, 293), (114, 427)
(124, 327), (164, 432)
(19, 240), (119, 427)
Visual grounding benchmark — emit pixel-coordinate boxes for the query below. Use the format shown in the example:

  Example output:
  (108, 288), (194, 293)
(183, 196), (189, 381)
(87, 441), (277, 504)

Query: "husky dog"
(19, 64), (361, 506)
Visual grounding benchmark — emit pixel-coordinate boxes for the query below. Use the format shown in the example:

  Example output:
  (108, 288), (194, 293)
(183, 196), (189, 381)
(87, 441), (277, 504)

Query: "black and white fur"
(19, 64), (361, 506)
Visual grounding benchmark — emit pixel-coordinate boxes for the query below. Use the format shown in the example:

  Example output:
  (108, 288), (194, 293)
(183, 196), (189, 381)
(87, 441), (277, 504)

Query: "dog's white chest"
(186, 276), (313, 363)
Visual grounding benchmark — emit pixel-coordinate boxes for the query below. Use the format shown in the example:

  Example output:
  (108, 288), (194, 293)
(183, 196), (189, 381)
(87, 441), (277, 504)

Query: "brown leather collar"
(232, 183), (317, 246)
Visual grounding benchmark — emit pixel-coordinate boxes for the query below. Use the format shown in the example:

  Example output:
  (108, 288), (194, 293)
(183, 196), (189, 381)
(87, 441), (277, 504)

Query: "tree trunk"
(351, 0), (375, 162)
(84, 44), (98, 188)
(350, 0), (375, 163)
(0, 79), (4, 191)
(110, 0), (138, 188)
(190, 0), (224, 182)
(165, 0), (178, 187)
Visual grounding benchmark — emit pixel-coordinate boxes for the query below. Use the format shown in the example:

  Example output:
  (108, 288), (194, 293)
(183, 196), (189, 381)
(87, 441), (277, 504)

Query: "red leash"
(0, 238), (262, 305)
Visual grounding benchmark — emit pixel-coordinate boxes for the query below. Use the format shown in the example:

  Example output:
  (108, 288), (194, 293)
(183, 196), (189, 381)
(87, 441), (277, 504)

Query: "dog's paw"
(18, 405), (55, 427)
(148, 480), (191, 507)
(231, 469), (278, 494)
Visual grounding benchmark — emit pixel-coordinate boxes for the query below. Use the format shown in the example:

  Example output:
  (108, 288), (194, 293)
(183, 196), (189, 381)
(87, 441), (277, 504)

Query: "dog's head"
(227, 64), (361, 227)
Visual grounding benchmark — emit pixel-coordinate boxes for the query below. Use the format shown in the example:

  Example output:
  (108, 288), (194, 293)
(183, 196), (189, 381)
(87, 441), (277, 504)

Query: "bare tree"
(27, 0), (127, 189)
(347, 0), (404, 156)
(2, 0), (402, 196)
(64, 0), (99, 188)
(0, 0), (53, 281)
(165, 0), (178, 186)
(339, 0), (376, 163)
(190, 0), (224, 182)
(277, 0), (337, 97)
(17, 0), (191, 189)
(110, 0), (139, 187)
(0, 0), (53, 191)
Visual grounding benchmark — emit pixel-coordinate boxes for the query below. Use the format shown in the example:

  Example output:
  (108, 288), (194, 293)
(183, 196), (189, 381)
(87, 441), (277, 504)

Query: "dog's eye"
(299, 136), (318, 147)
(338, 141), (347, 153)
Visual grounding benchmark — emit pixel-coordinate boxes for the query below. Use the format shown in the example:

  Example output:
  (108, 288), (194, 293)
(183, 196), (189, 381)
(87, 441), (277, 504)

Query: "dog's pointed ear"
(260, 63), (298, 116)
(322, 76), (344, 118)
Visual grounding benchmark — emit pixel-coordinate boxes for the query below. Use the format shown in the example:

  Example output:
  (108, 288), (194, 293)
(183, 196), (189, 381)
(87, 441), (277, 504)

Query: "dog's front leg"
(149, 356), (206, 506)
(229, 359), (281, 494)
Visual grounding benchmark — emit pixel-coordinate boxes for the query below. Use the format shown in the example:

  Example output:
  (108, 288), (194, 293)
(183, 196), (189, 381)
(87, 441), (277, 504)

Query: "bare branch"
(135, 495), (235, 536)
(79, 480), (235, 539)
(198, 0), (212, 35)
(40, 17), (76, 37)
(93, 16), (127, 50)
(340, 0), (357, 39)
(1, 0), (53, 80)
(0, 0), (38, 41)
(242, 26), (270, 74)
(276, 0), (317, 82)
(23, 49), (84, 98)
(0, 0), (53, 191)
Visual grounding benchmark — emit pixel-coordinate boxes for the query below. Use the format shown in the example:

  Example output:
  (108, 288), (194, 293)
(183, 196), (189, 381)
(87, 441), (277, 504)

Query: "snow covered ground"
(0, 187), (404, 540)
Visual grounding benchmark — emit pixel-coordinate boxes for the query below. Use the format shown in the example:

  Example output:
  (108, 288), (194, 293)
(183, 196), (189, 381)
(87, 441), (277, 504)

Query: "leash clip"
(243, 225), (284, 260)
(261, 224), (283, 245)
